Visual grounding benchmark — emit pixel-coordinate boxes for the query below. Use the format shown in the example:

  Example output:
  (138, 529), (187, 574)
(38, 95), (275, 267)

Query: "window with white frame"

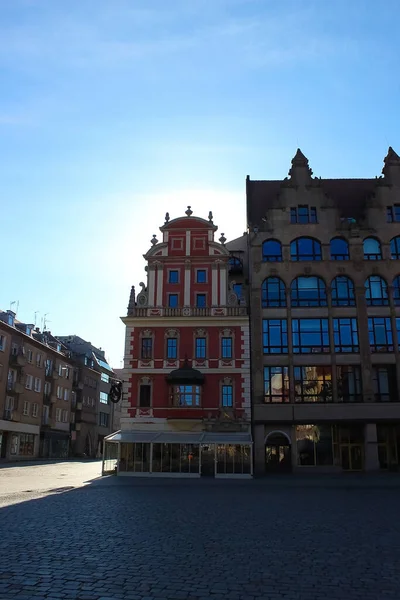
(44, 381), (51, 396)
(36, 353), (42, 367)
(56, 385), (63, 399)
(58, 364), (63, 376)
(62, 409), (68, 423)
(34, 377), (41, 392)
(27, 349), (33, 363)
(101, 372), (109, 383)
(4, 396), (14, 419)
(0, 334), (6, 351)
(64, 388), (69, 401)
(25, 374), (33, 390)
(32, 403), (39, 417)
(99, 391), (108, 404)
(23, 401), (30, 416)
(55, 408), (62, 422)
(221, 384), (233, 407)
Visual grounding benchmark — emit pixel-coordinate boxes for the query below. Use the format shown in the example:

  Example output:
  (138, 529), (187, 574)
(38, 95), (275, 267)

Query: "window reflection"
(264, 367), (289, 403)
(294, 366), (333, 402)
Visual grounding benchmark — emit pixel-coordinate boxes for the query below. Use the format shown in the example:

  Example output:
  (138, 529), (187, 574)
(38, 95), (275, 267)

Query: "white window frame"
(56, 385), (63, 399)
(64, 388), (69, 401)
(44, 381), (51, 395)
(32, 403), (39, 417)
(34, 377), (41, 393)
(23, 401), (30, 416)
(27, 349), (33, 363)
(25, 374), (33, 390)
(55, 408), (62, 422)
(62, 409), (68, 423)
(0, 334), (6, 352)
(36, 353), (42, 367)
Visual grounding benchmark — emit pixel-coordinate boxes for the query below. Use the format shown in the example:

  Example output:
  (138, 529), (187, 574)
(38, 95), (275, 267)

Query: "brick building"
(105, 208), (252, 477)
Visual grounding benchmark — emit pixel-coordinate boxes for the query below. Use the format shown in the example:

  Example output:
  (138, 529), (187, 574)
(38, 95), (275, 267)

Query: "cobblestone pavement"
(0, 462), (400, 600)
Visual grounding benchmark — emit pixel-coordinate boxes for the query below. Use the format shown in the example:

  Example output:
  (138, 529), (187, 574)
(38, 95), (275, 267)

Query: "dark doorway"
(0, 432), (7, 459)
(201, 444), (215, 476)
(265, 433), (292, 473)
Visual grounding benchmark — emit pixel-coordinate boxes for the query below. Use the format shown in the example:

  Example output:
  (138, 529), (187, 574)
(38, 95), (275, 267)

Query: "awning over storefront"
(105, 431), (252, 445)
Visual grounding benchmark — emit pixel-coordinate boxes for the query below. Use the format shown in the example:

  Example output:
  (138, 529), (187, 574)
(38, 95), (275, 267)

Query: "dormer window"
(7, 313), (14, 326)
(290, 205), (317, 224)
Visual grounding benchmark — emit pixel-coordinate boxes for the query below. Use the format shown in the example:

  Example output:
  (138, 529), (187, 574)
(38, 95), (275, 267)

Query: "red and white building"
(105, 208), (252, 477)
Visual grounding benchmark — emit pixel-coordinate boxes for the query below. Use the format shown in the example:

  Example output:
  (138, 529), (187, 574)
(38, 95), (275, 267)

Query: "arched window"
(290, 237), (322, 261)
(331, 276), (356, 306)
(390, 236), (400, 260)
(393, 276), (400, 305)
(291, 276), (327, 307)
(330, 237), (349, 260)
(365, 276), (389, 306)
(363, 237), (382, 260)
(262, 239), (282, 262)
(262, 277), (286, 308)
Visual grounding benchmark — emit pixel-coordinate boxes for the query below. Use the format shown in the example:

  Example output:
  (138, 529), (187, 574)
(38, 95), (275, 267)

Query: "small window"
(263, 320), (288, 354)
(221, 337), (233, 359)
(264, 367), (289, 403)
(62, 409), (68, 423)
(331, 276), (356, 307)
(261, 277), (286, 308)
(221, 385), (233, 407)
(99, 412), (109, 427)
(141, 337), (153, 359)
(169, 270), (179, 284)
(32, 403), (39, 417)
(196, 294), (206, 308)
(365, 276), (389, 306)
(167, 338), (177, 359)
(23, 401), (30, 416)
(64, 388), (69, 401)
(368, 318), (393, 352)
(7, 313), (14, 326)
(233, 283), (242, 300)
(387, 205), (400, 223)
(330, 237), (349, 260)
(34, 377), (41, 392)
(292, 319), (330, 354)
(262, 239), (282, 262)
(290, 276), (327, 307)
(27, 350), (33, 363)
(0, 335), (6, 351)
(290, 237), (322, 261)
(333, 319), (359, 353)
(25, 374), (33, 390)
(168, 294), (178, 308)
(195, 337), (206, 359)
(139, 384), (151, 407)
(196, 270), (207, 283)
(101, 372), (109, 383)
(56, 386), (63, 399)
(390, 236), (400, 259)
(290, 205), (317, 224)
(100, 391), (108, 404)
(36, 353), (42, 367)
(363, 237), (382, 260)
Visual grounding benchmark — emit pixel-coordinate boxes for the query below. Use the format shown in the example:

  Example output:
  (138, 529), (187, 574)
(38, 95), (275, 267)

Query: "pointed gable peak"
(382, 146), (400, 182)
(291, 148), (309, 166)
(288, 148), (313, 184)
(384, 146), (400, 166)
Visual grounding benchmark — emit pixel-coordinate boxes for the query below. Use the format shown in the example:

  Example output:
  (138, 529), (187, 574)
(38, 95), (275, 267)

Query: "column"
(148, 266), (156, 307)
(156, 264), (163, 307)
(253, 423), (266, 476)
(211, 263), (218, 306)
(184, 260), (191, 306)
(220, 264), (227, 306)
(364, 423), (380, 471)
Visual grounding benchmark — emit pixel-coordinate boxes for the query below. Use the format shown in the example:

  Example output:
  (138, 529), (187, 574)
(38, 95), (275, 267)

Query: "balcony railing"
(128, 306), (247, 318)
(6, 381), (24, 394)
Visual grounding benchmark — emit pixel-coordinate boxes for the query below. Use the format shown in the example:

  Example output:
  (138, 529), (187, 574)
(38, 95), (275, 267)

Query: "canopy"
(104, 430), (252, 445)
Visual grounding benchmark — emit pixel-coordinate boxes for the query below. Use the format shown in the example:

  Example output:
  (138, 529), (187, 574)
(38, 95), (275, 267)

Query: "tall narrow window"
(167, 338), (177, 359)
(141, 337), (153, 359)
(393, 276), (400, 305)
(221, 385), (233, 407)
(292, 319), (329, 354)
(337, 366), (362, 402)
(196, 294), (206, 308)
(261, 277), (286, 307)
(368, 318), (393, 352)
(263, 320), (288, 354)
(290, 237), (322, 261)
(262, 239), (282, 262)
(333, 319), (359, 353)
(221, 337), (233, 359)
(290, 276), (327, 307)
(195, 338), (206, 359)
(196, 270), (207, 283)
(372, 366), (397, 402)
(331, 276), (356, 306)
(264, 367), (289, 403)
(390, 236), (400, 259)
(363, 237), (382, 260)
(169, 270), (179, 284)
(365, 276), (389, 306)
(330, 237), (349, 260)
(168, 294), (179, 308)
(139, 384), (151, 407)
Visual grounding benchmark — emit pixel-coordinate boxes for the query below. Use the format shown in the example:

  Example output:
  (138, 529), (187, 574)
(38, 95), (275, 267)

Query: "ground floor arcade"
(254, 423), (400, 475)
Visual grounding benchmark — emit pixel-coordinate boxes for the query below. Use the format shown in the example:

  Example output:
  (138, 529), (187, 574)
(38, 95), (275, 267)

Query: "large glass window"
(365, 276), (389, 306)
(331, 276), (356, 306)
(363, 237), (382, 260)
(290, 237), (322, 261)
(263, 319), (288, 354)
(372, 366), (397, 402)
(387, 205), (400, 223)
(19, 434), (35, 456)
(216, 445), (251, 475)
(296, 425), (334, 466)
(330, 237), (349, 260)
(337, 366), (362, 402)
(221, 385), (233, 407)
(141, 337), (153, 359)
(390, 236), (400, 259)
(261, 277), (286, 307)
(262, 239), (282, 262)
(393, 276), (400, 306)
(221, 337), (233, 359)
(292, 319), (329, 353)
(195, 337), (206, 359)
(294, 367), (333, 402)
(333, 318), (359, 352)
(167, 338), (177, 359)
(290, 276), (327, 307)
(290, 206), (317, 224)
(172, 385), (201, 407)
(368, 318), (393, 352)
(152, 443), (200, 474)
(120, 442), (150, 472)
(264, 367), (289, 403)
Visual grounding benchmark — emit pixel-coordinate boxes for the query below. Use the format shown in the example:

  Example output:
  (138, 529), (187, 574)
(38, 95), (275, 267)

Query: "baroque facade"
(105, 209), (252, 477)
(246, 147), (400, 474)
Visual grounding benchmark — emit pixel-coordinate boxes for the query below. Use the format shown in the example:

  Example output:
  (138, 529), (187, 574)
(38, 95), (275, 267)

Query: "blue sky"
(1, 0), (399, 367)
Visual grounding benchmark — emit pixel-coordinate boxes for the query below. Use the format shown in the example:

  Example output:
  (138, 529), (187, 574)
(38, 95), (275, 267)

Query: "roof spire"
(288, 148), (313, 184)
(382, 146), (400, 183)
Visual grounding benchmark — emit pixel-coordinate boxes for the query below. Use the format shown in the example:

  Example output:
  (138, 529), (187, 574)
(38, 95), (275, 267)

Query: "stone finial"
(219, 233), (226, 245)
(185, 205), (193, 217)
(208, 211), (213, 223)
(151, 234), (158, 246)
(382, 146), (400, 182)
(164, 212), (170, 224)
(288, 148), (313, 183)
(127, 286), (136, 315)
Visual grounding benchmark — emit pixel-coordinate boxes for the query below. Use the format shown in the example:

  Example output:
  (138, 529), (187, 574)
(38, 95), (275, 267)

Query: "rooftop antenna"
(43, 313), (50, 331)
(34, 311), (39, 328)
(10, 300), (18, 313)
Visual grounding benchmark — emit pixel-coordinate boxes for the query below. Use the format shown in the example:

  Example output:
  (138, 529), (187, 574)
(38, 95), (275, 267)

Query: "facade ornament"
(136, 282), (148, 307)
(185, 205), (193, 217)
(227, 280), (239, 306)
(208, 211), (213, 223)
(127, 285), (136, 316)
(219, 233), (227, 245)
(151, 234), (158, 246)
(164, 212), (170, 224)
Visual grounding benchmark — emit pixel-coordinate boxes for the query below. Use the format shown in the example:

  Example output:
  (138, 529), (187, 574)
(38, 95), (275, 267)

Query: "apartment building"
(245, 147), (400, 474)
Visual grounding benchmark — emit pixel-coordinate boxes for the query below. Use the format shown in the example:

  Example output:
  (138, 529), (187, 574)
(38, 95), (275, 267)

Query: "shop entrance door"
(340, 444), (363, 471)
(265, 433), (292, 473)
(201, 444), (215, 476)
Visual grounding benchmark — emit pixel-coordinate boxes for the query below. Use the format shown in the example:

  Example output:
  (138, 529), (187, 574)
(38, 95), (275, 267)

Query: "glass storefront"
(216, 444), (251, 475)
(296, 424), (364, 470)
